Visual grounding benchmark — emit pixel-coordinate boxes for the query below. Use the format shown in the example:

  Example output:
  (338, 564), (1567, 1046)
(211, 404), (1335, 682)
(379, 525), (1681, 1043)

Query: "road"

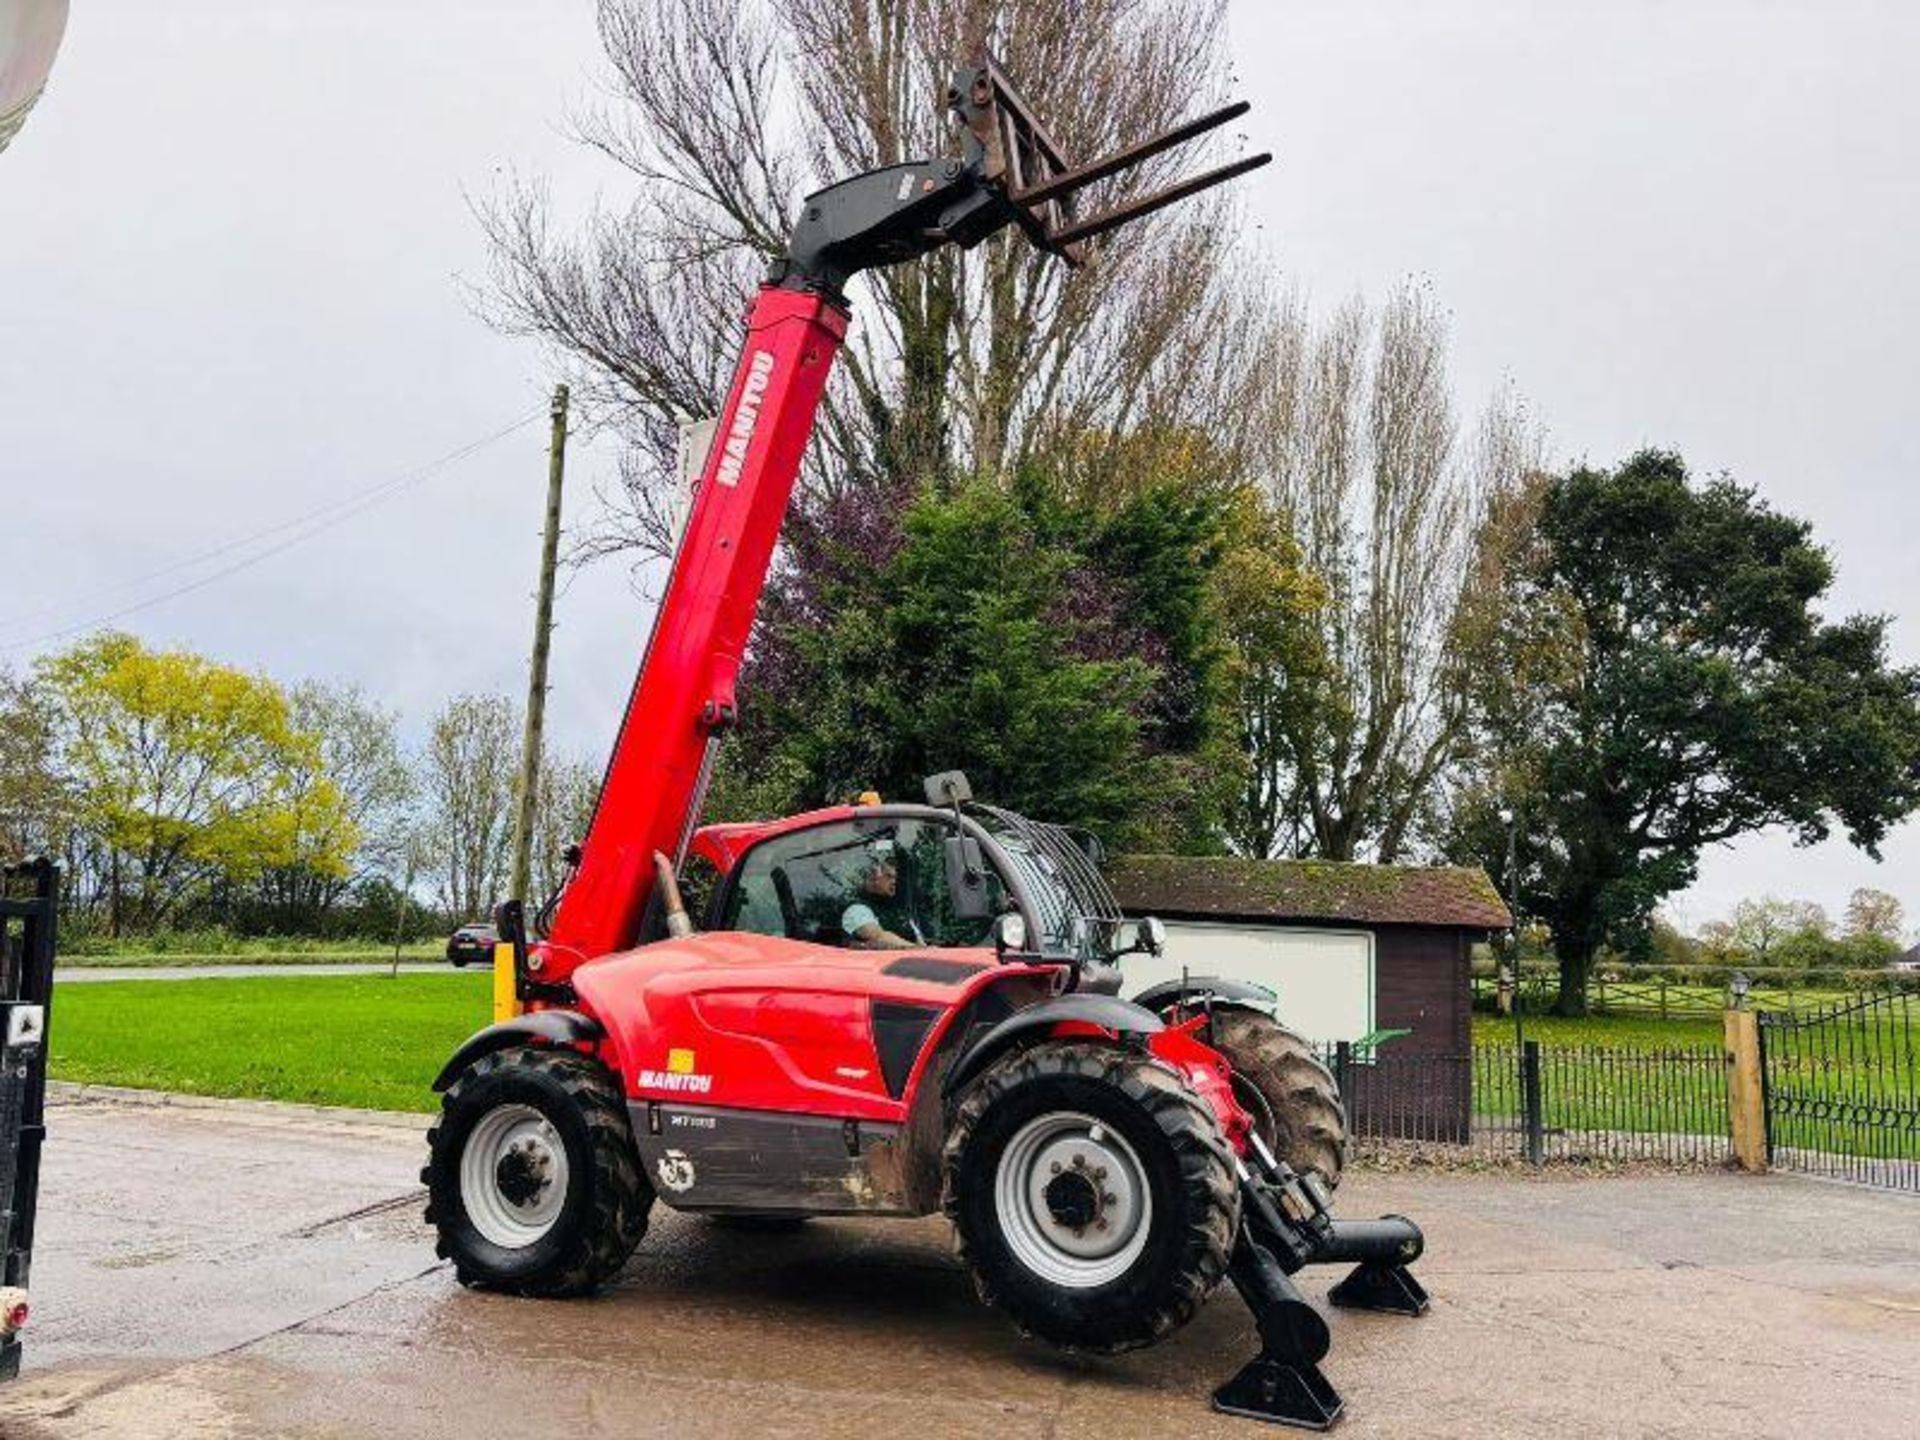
(54, 963), (470, 983)
(2, 1095), (1916, 1439)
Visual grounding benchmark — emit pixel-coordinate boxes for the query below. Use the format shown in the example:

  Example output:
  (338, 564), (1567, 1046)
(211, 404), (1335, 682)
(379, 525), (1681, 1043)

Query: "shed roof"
(1106, 854), (1512, 931)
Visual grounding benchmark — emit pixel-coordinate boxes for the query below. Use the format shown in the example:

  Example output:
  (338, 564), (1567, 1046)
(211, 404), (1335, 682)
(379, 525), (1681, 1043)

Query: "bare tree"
(1233, 282), (1545, 861)
(531, 752), (602, 905)
(476, 0), (1251, 563)
(253, 682), (416, 921)
(421, 695), (520, 921)
(1843, 886), (1904, 946)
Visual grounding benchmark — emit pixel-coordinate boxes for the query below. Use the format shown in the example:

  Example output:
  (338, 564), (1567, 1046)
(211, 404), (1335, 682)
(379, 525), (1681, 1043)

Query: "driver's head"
(862, 841), (898, 897)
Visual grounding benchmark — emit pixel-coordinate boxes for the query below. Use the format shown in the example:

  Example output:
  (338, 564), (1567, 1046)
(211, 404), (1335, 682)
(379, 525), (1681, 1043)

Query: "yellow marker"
(667, 1047), (697, 1075)
(492, 940), (521, 1023)
(855, 790), (882, 806)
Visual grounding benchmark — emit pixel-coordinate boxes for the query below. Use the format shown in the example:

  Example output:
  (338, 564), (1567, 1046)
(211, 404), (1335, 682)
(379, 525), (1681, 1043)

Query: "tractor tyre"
(943, 1041), (1240, 1353)
(423, 1044), (651, 1296)
(1204, 1008), (1347, 1189)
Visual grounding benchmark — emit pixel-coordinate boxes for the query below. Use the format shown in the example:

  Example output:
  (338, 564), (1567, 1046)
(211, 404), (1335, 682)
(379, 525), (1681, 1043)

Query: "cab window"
(718, 816), (1006, 949)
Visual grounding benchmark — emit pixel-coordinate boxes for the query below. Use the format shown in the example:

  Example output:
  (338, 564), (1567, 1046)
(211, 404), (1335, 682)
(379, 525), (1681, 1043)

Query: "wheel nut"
(1095, 1220), (1108, 1231)
(1103, 1193), (1117, 1205)
(1072, 1155), (1085, 1169)
(1050, 1161), (1062, 1174)
(1093, 1167), (1107, 1181)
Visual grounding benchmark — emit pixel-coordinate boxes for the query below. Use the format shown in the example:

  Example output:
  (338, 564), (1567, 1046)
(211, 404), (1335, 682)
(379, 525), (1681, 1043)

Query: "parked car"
(444, 922), (496, 968)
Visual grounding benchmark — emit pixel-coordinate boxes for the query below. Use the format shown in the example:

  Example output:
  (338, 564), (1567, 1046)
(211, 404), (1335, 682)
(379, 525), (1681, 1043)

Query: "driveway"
(2, 1094), (1916, 1439)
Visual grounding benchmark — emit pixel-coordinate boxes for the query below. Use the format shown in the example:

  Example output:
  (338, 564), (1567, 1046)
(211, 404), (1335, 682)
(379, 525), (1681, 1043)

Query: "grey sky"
(2, 2), (1915, 931)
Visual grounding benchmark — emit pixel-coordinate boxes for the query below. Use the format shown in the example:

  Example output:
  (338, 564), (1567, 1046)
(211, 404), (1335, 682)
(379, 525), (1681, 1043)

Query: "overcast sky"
(2, 2), (1915, 932)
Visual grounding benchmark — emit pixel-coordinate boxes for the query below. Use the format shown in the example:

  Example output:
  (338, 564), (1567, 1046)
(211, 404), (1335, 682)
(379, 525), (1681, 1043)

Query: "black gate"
(1759, 991), (1918, 1192)
(0, 859), (56, 1380)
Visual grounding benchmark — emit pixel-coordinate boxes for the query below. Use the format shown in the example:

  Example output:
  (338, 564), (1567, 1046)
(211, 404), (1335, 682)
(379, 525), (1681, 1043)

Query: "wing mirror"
(1131, 916), (1167, 958)
(944, 834), (991, 920)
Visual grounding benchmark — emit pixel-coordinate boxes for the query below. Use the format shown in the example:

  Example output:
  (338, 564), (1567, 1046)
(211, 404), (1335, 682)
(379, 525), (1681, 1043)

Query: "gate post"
(1723, 1008), (1767, 1173)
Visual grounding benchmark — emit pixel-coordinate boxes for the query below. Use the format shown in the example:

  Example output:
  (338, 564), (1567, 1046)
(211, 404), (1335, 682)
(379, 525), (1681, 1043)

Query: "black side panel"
(943, 993), (1166, 1097)
(630, 1104), (914, 1215)
(881, 956), (988, 985)
(870, 1001), (942, 1098)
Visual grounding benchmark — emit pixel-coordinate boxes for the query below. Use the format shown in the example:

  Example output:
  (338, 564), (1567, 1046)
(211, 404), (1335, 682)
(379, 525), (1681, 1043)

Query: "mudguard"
(431, 1009), (607, 1091)
(942, 993), (1165, 1097)
(1132, 974), (1276, 1014)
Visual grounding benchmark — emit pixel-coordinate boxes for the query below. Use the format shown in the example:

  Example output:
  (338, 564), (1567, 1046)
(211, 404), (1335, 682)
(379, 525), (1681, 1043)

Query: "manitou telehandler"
(426, 50), (1427, 1430)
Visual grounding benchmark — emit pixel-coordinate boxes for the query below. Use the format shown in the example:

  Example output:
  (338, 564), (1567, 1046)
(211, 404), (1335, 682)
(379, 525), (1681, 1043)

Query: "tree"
(1451, 452), (1920, 1014)
(1236, 283), (1545, 861)
(1843, 886), (1904, 946)
(717, 472), (1243, 850)
(1698, 897), (1831, 968)
(0, 664), (64, 863)
(249, 683), (415, 928)
(420, 695), (520, 920)
(531, 752), (602, 905)
(35, 633), (349, 934)
(478, 0), (1252, 560)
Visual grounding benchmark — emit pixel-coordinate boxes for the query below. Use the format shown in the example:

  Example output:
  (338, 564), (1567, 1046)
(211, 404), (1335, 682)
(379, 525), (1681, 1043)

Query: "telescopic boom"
(536, 52), (1269, 984)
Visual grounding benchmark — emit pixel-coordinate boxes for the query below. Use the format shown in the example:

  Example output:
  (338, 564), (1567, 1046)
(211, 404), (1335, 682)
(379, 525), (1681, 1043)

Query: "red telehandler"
(426, 52), (1427, 1430)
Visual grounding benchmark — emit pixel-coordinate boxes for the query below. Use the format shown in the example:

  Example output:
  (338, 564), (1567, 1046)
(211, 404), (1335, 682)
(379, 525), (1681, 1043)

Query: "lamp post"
(1499, 806), (1524, 1050)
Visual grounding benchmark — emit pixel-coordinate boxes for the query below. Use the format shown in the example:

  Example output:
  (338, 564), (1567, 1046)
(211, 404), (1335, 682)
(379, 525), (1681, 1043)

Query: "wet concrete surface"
(3, 1097), (1917, 1439)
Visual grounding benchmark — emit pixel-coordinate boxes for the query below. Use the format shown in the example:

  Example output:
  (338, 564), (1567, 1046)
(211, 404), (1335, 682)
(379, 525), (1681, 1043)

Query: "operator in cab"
(842, 840), (924, 949)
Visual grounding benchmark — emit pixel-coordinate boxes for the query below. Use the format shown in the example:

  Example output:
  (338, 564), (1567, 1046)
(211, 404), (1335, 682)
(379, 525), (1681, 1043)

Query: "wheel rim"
(460, 1103), (569, 1249)
(993, 1110), (1153, 1288)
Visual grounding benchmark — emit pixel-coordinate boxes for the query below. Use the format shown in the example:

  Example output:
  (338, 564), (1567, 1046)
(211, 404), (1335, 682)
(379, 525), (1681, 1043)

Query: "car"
(444, 922), (496, 968)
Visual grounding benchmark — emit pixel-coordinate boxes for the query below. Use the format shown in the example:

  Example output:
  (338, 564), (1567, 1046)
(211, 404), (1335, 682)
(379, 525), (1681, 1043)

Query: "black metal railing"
(1759, 991), (1919, 1192)
(1318, 1040), (1733, 1168)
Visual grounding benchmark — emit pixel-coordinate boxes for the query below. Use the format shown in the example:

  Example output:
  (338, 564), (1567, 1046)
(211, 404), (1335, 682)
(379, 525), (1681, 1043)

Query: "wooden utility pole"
(508, 383), (569, 906)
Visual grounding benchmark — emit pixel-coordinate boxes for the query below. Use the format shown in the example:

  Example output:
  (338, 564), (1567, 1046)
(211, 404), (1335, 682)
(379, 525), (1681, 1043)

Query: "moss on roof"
(1106, 854), (1511, 931)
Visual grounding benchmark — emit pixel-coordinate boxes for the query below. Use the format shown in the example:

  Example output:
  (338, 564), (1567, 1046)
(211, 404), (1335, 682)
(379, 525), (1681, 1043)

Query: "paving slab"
(1, 1097), (1915, 1439)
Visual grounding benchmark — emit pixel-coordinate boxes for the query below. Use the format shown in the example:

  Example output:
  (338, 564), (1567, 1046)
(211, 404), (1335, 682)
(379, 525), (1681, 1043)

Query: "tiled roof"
(1106, 854), (1512, 931)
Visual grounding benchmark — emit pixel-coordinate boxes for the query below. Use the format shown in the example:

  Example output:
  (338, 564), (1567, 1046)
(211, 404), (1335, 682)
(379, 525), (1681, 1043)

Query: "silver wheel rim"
(460, 1103), (569, 1249)
(993, 1110), (1153, 1288)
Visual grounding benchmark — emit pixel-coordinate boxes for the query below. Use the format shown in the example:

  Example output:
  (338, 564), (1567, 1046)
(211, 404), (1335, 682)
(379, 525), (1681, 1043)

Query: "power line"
(1, 408), (545, 655)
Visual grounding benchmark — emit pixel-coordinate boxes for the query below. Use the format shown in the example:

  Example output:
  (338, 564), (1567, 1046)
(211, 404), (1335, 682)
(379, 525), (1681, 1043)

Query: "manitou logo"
(715, 350), (776, 487)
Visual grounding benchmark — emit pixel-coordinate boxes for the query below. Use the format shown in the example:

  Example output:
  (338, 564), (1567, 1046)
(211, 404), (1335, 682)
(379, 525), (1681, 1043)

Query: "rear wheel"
(424, 1045), (650, 1295)
(1204, 1008), (1346, 1188)
(944, 1041), (1239, 1352)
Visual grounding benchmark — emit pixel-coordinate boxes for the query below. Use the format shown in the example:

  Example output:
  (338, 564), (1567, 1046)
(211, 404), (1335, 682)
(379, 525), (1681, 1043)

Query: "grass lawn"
(60, 942), (445, 968)
(1472, 1012), (1723, 1050)
(49, 973), (492, 1112)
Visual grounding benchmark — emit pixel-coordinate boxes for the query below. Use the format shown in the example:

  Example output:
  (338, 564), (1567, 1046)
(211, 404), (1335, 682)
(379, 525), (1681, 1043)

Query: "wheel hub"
(494, 1141), (552, 1207)
(460, 1104), (570, 1249)
(1042, 1169), (1100, 1230)
(994, 1112), (1153, 1288)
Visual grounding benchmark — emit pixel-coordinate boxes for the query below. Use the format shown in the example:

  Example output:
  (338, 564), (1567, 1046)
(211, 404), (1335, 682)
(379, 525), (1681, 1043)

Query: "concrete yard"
(2, 1093), (1916, 1439)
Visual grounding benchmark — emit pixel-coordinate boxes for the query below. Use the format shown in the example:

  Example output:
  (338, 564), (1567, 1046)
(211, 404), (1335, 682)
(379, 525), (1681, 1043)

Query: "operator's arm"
(841, 902), (914, 949)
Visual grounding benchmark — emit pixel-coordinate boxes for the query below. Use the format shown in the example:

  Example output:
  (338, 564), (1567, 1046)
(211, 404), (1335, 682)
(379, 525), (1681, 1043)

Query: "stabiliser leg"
(1213, 1234), (1344, 1429)
(1214, 1152), (1430, 1428)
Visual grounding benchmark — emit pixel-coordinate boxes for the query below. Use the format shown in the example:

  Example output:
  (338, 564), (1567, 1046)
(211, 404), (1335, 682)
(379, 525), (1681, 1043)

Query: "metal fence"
(1472, 964), (1919, 1021)
(1318, 1041), (1732, 1167)
(1760, 991), (1919, 1192)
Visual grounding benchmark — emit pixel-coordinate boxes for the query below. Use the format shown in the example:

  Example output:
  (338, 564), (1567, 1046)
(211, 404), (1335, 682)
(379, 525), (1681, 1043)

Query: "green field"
(49, 973), (491, 1112)
(60, 940), (444, 968)
(1472, 1012), (1723, 1049)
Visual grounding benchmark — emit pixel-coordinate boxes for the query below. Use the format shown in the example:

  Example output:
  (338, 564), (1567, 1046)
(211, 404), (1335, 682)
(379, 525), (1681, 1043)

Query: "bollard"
(1723, 1008), (1767, 1172)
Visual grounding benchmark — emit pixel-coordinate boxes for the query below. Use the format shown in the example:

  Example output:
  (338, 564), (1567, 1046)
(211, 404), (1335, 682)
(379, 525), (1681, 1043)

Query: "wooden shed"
(1106, 855), (1511, 1141)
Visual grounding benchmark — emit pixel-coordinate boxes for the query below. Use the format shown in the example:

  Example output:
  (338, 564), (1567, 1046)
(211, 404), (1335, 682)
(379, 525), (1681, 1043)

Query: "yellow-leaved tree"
(37, 632), (354, 934)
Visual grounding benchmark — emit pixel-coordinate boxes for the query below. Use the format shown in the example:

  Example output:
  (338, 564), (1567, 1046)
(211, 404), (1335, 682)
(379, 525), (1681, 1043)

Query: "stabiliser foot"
(1212, 1355), (1344, 1430)
(1328, 1261), (1430, 1317)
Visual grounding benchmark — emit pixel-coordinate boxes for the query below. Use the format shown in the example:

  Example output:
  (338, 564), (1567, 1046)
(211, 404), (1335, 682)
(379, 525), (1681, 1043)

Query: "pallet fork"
(0, 859), (56, 1381)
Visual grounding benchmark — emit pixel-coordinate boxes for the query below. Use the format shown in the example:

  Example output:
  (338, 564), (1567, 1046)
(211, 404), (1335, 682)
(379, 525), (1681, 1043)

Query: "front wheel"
(944, 1041), (1240, 1352)
(423, 1044), (651, 1295)
(1204, 1008), (1347, 1188)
